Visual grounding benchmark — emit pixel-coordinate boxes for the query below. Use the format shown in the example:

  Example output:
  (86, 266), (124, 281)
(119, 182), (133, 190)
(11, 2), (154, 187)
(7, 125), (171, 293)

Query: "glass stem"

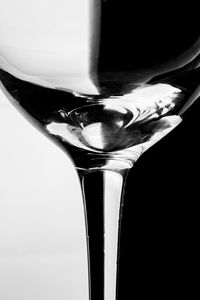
(77, 166), (130, 300)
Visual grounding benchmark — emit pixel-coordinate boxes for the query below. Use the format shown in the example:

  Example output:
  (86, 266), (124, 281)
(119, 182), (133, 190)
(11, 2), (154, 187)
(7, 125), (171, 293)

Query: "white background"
(0, 90), (88, 300)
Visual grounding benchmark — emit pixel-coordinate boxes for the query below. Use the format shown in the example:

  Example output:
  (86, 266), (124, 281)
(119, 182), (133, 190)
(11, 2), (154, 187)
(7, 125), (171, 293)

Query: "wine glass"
(0, 0), (200, 299)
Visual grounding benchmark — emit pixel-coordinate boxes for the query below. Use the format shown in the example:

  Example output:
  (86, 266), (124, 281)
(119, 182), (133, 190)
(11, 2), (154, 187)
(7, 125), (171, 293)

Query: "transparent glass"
(0, 0), (200, 299)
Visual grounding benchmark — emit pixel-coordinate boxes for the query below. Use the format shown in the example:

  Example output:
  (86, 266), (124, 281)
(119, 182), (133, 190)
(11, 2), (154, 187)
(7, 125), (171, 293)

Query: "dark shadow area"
(118, 98), (200, 298)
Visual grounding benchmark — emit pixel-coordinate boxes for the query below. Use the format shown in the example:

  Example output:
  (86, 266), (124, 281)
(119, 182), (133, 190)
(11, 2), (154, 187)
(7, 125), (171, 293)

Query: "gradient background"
(0, 88), (199, 299)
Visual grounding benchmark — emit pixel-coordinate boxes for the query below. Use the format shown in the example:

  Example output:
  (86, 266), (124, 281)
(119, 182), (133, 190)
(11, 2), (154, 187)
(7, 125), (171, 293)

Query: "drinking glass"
(0, 1), (200, 299)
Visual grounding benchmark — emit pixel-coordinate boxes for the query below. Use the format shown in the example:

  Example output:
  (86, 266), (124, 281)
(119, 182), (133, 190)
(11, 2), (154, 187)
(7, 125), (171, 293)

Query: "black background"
(119, 98), (200, 298)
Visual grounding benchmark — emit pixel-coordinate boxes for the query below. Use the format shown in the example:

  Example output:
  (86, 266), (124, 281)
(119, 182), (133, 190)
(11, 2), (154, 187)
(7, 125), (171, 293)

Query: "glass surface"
(0, 1), (199, 299)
